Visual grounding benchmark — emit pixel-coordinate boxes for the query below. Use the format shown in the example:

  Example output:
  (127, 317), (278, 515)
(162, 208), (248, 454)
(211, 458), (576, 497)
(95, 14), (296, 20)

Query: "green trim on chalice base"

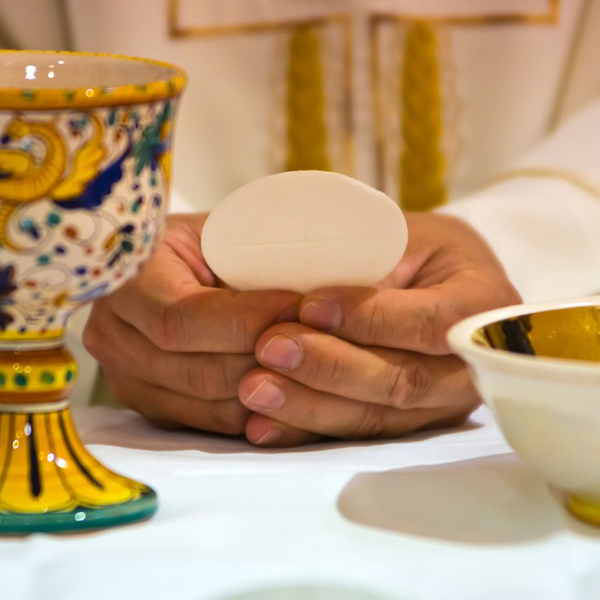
(0, 489), (158, 535)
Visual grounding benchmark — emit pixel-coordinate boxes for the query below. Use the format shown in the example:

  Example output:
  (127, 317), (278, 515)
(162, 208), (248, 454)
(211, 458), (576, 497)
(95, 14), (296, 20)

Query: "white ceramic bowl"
(448, 296), (600, 526)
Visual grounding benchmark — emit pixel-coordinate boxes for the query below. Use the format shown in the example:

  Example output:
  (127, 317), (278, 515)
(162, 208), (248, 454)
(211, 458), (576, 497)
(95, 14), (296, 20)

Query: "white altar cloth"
(2, 406), (599, 600)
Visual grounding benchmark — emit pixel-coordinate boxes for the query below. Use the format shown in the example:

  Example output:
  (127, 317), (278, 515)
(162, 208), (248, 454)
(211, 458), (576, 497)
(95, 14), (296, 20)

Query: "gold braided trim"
(399, 21), (447, 211)
(489, 167), (600, 200)
(370, 0), (560, 194)
(168, 1), (353, 175)
(286, 25), (330, 172)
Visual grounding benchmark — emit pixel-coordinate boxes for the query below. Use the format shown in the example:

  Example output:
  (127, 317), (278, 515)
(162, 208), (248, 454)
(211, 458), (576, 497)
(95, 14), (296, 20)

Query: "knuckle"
(186, 356), (232, 401)
(325, 356), (348, 389)
(416, 301), (445, 352)
(364, 293), (388, 342)
(342, 403), (387, 440)
(307, 349), (350, 391)
(217, 355), (245, 398)
(185, 357), (209, 399)
(83, 308), (115, 365)
(82, 321), (103, 360)
(296, 392), (320, 431)
(419, 299), (465, 354)
(231, 295), (255, 349)
(210, 400), (249, 436)
(388, 357), (431, 409)
(439, 305), (465, 338)
(232, 315), (251, 353)
(447, 301), (470, 326)
(149, 299), (188, 352)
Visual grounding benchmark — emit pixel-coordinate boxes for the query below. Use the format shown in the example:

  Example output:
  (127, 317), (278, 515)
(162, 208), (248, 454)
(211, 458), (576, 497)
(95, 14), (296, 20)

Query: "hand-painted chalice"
(0, 50), (185, 533)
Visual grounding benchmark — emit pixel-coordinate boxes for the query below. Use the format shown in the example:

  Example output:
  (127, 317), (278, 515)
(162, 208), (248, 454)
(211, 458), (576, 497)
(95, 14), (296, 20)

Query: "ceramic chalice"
(0, 50), (185, 534)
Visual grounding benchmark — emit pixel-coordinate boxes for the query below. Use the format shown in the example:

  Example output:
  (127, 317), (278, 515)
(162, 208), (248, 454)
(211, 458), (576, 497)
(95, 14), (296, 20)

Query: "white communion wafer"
(201, 171), (408, 294)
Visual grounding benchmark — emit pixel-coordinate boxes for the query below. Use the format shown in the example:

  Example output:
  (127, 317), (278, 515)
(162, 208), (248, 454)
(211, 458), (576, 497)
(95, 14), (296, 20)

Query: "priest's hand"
(83, 213), (301, 434)
(238, 212), (521, 447)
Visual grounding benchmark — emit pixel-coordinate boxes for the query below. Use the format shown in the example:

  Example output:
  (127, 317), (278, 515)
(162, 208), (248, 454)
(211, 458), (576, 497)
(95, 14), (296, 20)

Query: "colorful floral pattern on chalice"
(0, 50), (185, 534)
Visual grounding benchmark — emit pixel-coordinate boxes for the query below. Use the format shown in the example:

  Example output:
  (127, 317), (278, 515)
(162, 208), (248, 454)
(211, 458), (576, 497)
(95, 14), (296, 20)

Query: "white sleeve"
(440, 99), (600, 304)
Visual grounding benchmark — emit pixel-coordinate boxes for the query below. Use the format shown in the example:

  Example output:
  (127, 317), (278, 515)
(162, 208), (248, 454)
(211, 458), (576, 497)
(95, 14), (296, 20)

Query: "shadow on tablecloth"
(76, 406), (483, 455)
(337, 453), (600, 544)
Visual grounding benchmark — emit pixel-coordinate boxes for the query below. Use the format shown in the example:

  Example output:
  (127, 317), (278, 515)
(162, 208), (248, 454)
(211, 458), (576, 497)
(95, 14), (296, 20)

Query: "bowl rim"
(447, 295), (600, 381)
(0, 50), (186, 110)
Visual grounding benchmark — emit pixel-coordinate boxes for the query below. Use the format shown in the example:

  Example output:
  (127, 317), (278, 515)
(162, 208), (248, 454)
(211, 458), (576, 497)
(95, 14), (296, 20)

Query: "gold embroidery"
(371, 0), (559, 29)
(168, 0), (562, 201)
(371, 0), (560, 201)
(169, 0), (341, 37)
(399, 21), (446, 211)
(168, 0), (353, 175)
(286, 25), (330, 172)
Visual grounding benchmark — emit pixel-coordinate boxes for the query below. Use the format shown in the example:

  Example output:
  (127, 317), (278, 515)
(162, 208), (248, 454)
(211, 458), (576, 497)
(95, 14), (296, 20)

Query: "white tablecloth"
(2, 406), (600, 600)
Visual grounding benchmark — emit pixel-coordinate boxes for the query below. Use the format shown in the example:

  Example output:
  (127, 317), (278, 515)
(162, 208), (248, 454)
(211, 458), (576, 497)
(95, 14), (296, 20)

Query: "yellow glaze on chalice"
(0, 410), (146, 514)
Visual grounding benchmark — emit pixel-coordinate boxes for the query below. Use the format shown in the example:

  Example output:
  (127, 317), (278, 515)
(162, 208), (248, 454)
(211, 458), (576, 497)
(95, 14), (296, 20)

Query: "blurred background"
(0, 0), (71, 51)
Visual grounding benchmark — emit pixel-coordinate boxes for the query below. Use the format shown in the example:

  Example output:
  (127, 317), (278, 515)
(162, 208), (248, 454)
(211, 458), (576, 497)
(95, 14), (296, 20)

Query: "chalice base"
(569, 494), (600, 528)
(0, 342), (157, 534)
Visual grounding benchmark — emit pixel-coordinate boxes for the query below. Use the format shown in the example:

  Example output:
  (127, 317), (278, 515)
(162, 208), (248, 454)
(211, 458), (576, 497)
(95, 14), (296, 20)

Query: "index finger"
(108, 251), (302, 354)
(298, 279), (511, 355)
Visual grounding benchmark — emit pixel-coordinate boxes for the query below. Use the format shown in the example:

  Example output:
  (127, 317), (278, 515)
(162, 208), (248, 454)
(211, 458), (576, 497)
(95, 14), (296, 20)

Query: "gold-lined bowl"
(448, 296), (600, 526)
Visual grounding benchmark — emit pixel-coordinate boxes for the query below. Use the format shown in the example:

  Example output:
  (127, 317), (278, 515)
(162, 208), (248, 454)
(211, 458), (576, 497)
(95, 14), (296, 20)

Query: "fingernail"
(252, 427), (283, 445)
(276, 304), (300, 323)
(261, 335), (302, 370)
(300, 298), (342, 331)
(244, 378), (285, 410)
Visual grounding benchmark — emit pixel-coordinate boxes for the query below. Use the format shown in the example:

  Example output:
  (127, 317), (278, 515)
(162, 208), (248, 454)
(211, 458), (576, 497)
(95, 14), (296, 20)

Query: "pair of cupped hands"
(84, 211), (520, 447)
